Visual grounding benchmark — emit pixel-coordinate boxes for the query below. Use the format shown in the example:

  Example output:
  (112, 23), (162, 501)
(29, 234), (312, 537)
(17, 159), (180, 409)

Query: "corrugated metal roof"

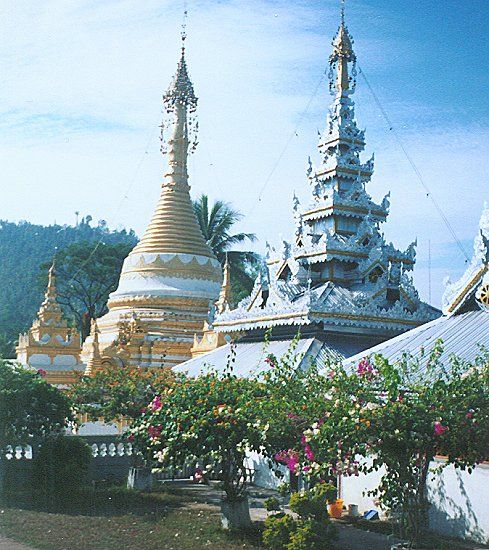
(174, 337), (362, 378)
(344, 310), (489, 370)
(174, 339), (314, 378)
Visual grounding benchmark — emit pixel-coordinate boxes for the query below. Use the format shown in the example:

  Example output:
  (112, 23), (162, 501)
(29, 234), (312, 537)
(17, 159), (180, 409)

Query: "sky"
(0, 0), (487, 308)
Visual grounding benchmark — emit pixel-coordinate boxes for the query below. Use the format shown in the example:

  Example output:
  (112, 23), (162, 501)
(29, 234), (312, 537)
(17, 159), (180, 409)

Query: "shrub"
(263, 513), (296, 550)
(263, 485), (337, 549)
(33, 436), (92, 496)
(0, 361), (72, 451)
(289, 483), (336, 521)
(264, 496), (281, 512)
(287, 519), (336, 550)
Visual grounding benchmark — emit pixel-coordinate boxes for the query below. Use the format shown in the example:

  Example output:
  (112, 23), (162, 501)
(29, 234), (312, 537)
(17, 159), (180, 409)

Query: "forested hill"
(0, 218), (138, 357)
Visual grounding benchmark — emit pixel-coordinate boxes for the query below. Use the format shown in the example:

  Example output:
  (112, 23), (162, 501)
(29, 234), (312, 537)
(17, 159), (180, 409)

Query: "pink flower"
(357, 358), (376, 379)
(150, 395), (163, 411)
(285, 452), (300, 473)
(37, 369), (47, 377)
(264, 355), (276, 368)
(303, 465), (311, 473)
(275, 449), (300, 473)
(148, 425), (162, 440)
(434, 421), (448, 436)
(304, 444), (315, 461)
(466, 410), (474, 419)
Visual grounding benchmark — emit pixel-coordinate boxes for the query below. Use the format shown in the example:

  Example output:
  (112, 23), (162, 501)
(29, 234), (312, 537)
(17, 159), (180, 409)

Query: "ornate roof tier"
(345, 203), (489, 374)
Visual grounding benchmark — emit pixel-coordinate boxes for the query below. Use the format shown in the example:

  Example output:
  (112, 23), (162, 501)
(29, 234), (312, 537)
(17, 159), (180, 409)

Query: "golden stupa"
(16, 262), (84, 385)
(82, 40), (222, 370)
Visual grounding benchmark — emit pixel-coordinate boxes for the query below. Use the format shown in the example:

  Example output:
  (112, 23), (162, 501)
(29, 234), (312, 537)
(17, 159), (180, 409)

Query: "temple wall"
(340, 458), (489, 544)
(250, 453), (489, 543)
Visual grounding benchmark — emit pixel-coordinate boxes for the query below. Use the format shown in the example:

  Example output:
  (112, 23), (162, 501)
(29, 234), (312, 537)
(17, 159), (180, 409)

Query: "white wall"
(340, 458), (489, 544)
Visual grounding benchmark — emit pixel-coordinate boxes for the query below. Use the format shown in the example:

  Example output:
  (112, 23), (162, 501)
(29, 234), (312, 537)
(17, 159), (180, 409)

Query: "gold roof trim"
(447, 265), (487, 314)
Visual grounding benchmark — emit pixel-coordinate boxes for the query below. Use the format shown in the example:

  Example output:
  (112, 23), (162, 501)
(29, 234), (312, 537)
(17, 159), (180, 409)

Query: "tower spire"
(85, 319), (102, 375)
(131, 31), (214, 258)
(329, 0), (356, 95)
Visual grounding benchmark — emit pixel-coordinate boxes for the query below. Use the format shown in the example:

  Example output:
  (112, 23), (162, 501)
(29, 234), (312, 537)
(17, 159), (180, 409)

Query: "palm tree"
(193, 194), (260, 305)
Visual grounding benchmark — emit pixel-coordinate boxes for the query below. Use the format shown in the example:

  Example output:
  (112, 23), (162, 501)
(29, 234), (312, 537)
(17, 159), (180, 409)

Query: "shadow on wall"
(428, 464), (488, 544)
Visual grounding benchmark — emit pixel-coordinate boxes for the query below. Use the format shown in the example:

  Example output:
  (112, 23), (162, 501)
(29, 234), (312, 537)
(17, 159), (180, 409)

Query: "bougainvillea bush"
(310, 343), (489, 543)
(129, 364), (268, 505)
(257, 337), (370, 488)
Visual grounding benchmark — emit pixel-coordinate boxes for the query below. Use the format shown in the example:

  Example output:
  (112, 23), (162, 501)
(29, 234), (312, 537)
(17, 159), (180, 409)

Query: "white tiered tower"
(195, 11), (439, 354)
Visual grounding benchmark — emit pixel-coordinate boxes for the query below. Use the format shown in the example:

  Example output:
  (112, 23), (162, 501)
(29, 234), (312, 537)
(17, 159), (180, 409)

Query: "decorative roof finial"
(181, 8), (187, 45)
(216, 254), (233, 313)
(47, 259), (56, 296)
(328, 0), (357, 95)
(162, 3), (196, 113)
(37, 258), (63, 323)
(85, 319), (103, 375)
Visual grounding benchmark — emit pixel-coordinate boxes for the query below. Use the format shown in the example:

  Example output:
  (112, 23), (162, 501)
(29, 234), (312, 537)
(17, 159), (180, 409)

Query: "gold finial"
(37, 258), (63, 324)
(44, 258), (59, 305)
(329, 0), (356, 95)
(47, 258), (56, 295)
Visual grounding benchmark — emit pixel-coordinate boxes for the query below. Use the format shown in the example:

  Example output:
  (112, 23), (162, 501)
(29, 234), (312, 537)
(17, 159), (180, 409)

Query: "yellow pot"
(328, 499), (344, 519)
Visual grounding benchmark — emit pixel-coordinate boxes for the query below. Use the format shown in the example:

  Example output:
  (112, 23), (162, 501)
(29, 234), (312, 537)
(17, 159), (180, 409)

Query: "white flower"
(153, 448), (169, 463)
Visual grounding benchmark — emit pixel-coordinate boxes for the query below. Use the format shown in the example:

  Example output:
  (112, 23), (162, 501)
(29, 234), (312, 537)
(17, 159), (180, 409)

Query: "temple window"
(260, 290), (269, 309)
(368, 266), (384, 283)
(386, 288), (400, 302)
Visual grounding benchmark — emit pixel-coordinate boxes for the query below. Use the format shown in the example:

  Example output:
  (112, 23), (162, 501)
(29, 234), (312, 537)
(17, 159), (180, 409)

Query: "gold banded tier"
(131, 182), (215, 258)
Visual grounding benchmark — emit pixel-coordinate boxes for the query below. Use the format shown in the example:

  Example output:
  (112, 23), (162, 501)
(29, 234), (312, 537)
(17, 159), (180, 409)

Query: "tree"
(41, 241), (134, 340)
(193, 194), (259, 304)
(257, 337), (368, 490)
(308, 344), (489, 545)
(0, 361), (72, 452)
(0, 219), (137, 358)
(70, 364), (175, 424)
(130, 364), (268, 528)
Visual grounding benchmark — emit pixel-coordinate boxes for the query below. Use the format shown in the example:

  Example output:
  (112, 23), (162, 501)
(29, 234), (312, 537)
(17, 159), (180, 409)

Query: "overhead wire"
(246, 68), (327, 217)
(66, 124), (159, 286)
(357, 65), (470, 263)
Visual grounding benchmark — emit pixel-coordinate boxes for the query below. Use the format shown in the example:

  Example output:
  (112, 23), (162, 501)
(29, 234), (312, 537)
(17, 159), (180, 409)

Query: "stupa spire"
(216, 256), (233, 313)
(38, 259), (63, 323)
(85, 320), (102, 375)
(329, 0), (357, 95)
(131, 35), (214, 258)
